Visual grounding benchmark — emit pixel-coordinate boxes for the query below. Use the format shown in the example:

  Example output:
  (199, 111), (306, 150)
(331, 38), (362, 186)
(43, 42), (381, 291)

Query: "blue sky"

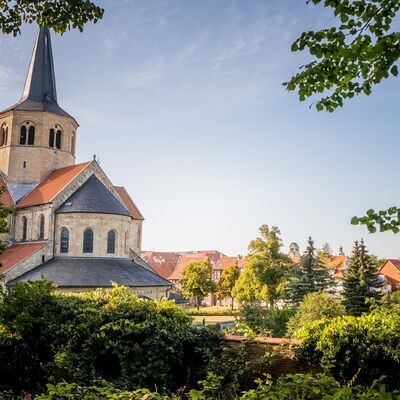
(0, 0), (399, 258)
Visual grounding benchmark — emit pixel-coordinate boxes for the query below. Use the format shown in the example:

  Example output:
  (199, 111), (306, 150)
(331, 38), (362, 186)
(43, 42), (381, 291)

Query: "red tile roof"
(382, 259), (400, 270)
(0, 242), (46, 274)
(142, 251), (180, 279)
(168, 254), (210, 280)
(17, 162), (91, 207)
(214, 256), (244, 270)
(0, 173), (14, 207)
(114, 186), (144, 220)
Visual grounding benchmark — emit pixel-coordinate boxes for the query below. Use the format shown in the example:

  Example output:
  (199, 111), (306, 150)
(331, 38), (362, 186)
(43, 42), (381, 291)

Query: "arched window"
(83, 229), (93, 253)
(20, 126), (27, 145)
(107, 230), (116, 254)
(39, 214), (45, 240)
(60, 228), (69, 253)
(0, 124), (7, 147)
(22, 216), (27, 241)
(28, 126), (35, 145)
(49, 129), (55, 147)
(55, 130), (62, 149)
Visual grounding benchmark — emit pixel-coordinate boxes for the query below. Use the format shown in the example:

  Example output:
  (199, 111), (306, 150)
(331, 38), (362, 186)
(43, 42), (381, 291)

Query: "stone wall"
(55, 212), (140, 257)
(0, 110), (78, 183)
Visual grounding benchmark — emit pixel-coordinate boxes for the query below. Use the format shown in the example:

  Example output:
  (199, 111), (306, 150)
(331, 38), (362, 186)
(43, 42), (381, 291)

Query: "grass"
(191, 315), (236, 325)
(186, 305), (239, 316)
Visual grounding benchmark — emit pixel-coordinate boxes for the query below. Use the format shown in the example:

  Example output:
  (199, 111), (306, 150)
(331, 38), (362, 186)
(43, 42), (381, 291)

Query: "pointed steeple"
(5, 27), (72, 118)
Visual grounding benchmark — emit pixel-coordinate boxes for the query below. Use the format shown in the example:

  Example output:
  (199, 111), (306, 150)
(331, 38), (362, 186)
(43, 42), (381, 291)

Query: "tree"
(0, 187), (14, 255)
(284, 0), (400, 112)
(342, 239), (382, 315)
(236, 225), (292, 308)
(319, 242), (332, 257)
(217, 264), (240, 309)
(285, 1), (400, 233)
(180, 261), (216, 310)
(0, 0), (104, 36)
(287, 236), (335, 306)
(286, 292), (345, 338)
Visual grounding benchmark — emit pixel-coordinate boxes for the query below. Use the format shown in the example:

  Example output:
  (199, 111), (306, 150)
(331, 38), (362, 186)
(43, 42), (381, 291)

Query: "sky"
(0, 0), (399, 258)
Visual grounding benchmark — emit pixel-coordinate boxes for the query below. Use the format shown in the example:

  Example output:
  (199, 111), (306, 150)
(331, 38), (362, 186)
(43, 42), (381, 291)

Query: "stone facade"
(0, 110), (77, 184)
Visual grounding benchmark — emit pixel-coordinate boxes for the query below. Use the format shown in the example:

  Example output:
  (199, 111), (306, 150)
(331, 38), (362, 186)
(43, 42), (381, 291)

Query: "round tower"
(0, 27), (78, 185)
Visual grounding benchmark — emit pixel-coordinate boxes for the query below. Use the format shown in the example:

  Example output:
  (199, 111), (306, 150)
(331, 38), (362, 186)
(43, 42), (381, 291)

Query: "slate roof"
(0, 242), (47, 274)
(8, 257), (172, 288)
(1, 27), (73, 119)
(56, 175), (130, 216)
(17, 162), (90, 207)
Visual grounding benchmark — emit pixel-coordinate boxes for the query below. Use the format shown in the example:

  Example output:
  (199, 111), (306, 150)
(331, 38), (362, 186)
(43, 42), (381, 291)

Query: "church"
(0, 27), (172, 299)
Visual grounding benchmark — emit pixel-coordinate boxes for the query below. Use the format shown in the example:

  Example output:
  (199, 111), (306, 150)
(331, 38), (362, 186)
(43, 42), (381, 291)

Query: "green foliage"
(343, 240), (382, 315)
(295, 304), (400, 388)
(0, 0), (104, 35)
(180, 261), (216, 309)
(36, 381), (169, 400)
(352, 207), (400, 234)
(0, 186), (15, 254)
(186, 309), (238, 316)
(284, 0), (400, 112)
(287, 237), (335, 306)
(0, 282), (223, 394)
(233, 225), (291, 307)
(233, 303), (295, 338)
(217, 265), (240, 309)
(286, 292), (345, 338)
(239, 373), (400, 400)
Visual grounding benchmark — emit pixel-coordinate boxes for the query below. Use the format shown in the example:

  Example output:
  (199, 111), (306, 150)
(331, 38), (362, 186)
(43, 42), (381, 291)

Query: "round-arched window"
(38, 214), (45, 240)
(107, 230), (116, 254)
(60, 228), (69, 253)
(83, 229), (93, 253)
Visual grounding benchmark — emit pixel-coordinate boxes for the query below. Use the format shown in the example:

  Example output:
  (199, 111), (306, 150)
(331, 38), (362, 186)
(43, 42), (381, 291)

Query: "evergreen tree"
(288, 236), (335, 306)
(343, 240), (382, 316)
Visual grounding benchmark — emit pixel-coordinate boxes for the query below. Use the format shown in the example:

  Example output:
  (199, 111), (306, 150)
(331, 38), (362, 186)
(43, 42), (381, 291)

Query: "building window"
(83, 228), (93, 253)
(22, 216), (27, 241)
(60, 228), (69, 253)
(28, 126), (35, 145)
(107, 230), (116, 254)
(0, 123), (7, 147)
(39, 214), (45, 240)
(20, 126), (27, 145)
(49, 129), (55, 147)
(55, 130), (62, 149)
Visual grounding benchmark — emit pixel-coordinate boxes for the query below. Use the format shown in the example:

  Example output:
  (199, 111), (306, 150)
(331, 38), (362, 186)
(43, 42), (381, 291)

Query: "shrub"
(0, 282), (223, 394)
(286, 292), (345, 338)
(295, 304), (400, 389)
(232, 303), (295, 337)
(239, 374), (400, 400)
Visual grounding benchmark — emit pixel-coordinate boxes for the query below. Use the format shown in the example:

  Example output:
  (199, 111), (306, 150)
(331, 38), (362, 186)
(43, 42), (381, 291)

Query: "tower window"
(83, 228), (93, 253)
(28, 126), (35, 145)
(23, 161), (26, 168)
(55, 130), (62, 149)
(49, 129), (55, 147)
(20, 126), (27, 145)
(60, 228), (69, 253)
(107, 230), (116, 254)
(39, 214), (45, 240)
(22, 216), (27, 241)
(0, 124), (7, 147)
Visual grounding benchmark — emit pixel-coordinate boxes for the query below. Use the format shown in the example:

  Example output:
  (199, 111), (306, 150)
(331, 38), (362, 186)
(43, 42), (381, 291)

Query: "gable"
(114, 186), (144, 220)
(0, 242), (46, 274)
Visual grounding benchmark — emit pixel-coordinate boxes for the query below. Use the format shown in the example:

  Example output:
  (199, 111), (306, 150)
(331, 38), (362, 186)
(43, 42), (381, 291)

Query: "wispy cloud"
(126, 58), (166, 87)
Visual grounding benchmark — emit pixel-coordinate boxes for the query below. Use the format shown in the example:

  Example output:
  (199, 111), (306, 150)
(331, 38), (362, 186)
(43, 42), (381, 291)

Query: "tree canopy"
(217, 264), (240, 309)
(0, 0), (104, 35)
(284, 0), (400, 112)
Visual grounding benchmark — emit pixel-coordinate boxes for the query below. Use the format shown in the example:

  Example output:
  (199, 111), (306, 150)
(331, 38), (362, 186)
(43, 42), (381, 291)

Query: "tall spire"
(5, 26), (72, 118)
(21, 26), (58, 104)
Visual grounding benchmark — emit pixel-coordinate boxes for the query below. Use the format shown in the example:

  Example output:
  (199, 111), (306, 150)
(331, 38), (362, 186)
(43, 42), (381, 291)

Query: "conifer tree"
(342, 240), (382, 316)
(288, 236), (335, 306)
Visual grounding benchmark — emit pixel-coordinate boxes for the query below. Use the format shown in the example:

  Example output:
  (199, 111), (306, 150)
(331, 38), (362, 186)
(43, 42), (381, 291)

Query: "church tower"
(0, 27), (78, 189)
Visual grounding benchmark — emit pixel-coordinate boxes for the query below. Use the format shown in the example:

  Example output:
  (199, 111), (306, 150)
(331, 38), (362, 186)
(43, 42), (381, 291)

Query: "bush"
(239, 374), (400, 400)
(35, 381), (169, 400)
(0, 282), (223, 394)
(295, 303), (400, 389)
(232, 303), (295, 337)
(286, 292), (345, 338)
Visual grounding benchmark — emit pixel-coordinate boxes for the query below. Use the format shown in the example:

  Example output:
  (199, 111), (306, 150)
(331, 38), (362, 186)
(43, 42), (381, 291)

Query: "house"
(378, 259), (400, 291)
(0, 27), (171, 298)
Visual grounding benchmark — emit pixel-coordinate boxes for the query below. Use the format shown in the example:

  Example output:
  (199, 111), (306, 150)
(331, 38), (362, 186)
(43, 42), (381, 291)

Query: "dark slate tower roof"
(56, 175), (131, 216)
(2, 27), (73, 119)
